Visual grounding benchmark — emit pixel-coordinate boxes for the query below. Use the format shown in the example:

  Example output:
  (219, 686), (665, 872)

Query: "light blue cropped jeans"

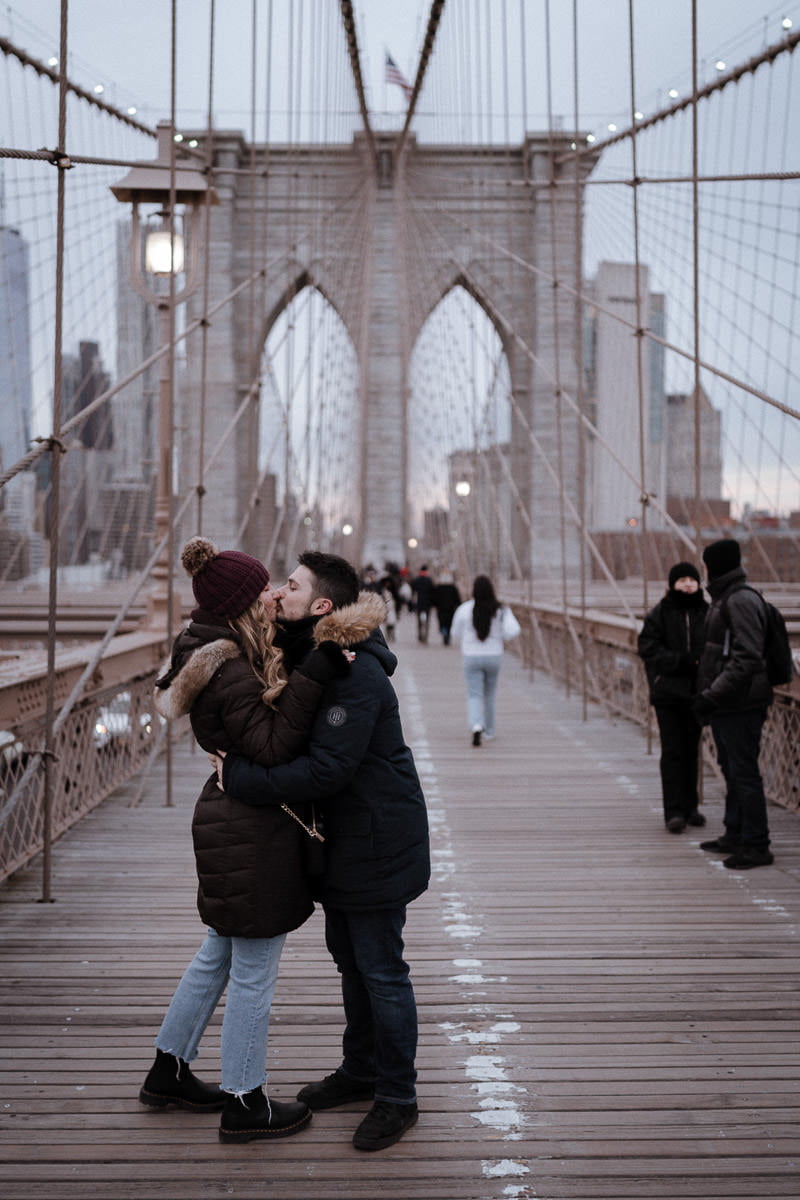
(463, 653), (503, 736)
(155, 926), (286, 1095)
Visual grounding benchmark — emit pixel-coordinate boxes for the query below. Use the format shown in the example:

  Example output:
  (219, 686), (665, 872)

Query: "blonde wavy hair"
(230, 598), (288, 709)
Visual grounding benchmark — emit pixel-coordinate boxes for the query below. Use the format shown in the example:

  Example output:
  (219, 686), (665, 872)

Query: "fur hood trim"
(313, 590), (386, 648)
(154, 639), (241, 720)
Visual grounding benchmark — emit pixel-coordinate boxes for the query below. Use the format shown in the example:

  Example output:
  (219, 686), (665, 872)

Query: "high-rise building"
(0, 224), (32, 474)
(664, 386), (727, 526)
(584, 262), (666, 531)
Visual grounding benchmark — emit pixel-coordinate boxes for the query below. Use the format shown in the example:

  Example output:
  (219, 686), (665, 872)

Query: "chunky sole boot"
(139, 1050), (225, 1112)
(353, 1100), (419, 1151)
(219, 1089), (312, 1143)
(296, 1069), (375, 1111)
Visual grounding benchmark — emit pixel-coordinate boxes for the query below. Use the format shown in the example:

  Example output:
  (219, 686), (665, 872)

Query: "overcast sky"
(6, 1), (799, 141)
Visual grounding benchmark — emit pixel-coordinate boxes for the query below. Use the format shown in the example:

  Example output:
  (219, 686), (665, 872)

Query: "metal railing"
(0, 631), (170, 884)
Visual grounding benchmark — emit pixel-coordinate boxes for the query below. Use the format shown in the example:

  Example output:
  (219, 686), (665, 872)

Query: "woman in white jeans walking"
(451, 575), (521, 746)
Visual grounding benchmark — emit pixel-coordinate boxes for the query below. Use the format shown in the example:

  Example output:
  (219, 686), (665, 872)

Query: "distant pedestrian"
(695, 539), (775, 870)
(637, 561), (708, 833)
(411, 565), (435, 643)
(451, 574), (521, 746)
(432, 573), (461, 646)
(380, 576), (397, 643)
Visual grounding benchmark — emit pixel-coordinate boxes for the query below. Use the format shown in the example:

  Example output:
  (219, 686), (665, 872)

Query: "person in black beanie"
(694, 538), (775, 870)
(638, 561), (708, 833)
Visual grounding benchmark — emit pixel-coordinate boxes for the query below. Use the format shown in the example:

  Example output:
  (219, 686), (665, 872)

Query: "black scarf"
(274, 614), (320, 671)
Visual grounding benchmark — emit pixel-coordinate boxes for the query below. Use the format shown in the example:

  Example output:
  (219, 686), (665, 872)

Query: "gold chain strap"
(280, 803), (325, 842)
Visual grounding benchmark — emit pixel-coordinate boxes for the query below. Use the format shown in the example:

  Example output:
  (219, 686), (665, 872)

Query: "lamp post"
(110, 121), (217, 626)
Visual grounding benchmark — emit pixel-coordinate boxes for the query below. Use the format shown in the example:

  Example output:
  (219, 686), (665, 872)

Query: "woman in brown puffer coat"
(138, 537), (349, 1144)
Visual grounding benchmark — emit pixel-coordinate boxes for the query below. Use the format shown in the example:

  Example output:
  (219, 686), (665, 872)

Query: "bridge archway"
(409, 281), (514, 577)
(177, 131), (595, 574)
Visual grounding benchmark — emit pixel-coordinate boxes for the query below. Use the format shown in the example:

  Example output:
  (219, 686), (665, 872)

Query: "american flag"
(385, 51), (413, 101)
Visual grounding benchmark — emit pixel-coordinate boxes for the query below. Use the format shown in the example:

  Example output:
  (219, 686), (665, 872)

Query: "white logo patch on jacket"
(326, 704), (348, 728)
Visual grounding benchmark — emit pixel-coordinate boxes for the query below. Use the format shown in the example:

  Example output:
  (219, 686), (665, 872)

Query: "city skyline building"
(0, 223), (32, 475)
(584, 261), (667, 533)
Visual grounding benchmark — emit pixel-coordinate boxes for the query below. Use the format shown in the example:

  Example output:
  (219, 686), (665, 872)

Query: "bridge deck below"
(1, 620), (799, 1200)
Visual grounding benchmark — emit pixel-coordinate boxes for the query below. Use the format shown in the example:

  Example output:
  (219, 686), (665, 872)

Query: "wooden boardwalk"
(1, 617), (799, 1200)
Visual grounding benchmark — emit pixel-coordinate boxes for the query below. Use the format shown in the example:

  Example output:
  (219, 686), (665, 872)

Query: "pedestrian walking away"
(219, 550), (430, 1152)
(694, 538), (776, 870)
(450, 574), (521, 746)
(432, 572), (461, 645)
(637, 561), (708, 834)
(138, 537), (351, 1143)
(411, 564), (435, 642)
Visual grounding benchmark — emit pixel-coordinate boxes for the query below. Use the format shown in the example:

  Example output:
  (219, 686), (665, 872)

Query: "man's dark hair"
(298, 550), (360, 610)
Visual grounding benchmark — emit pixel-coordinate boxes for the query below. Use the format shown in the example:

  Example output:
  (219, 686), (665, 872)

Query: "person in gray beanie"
(694, 539), (775, 870)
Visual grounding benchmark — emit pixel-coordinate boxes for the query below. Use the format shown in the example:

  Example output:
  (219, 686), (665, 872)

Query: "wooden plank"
(1, 619), (799, 1200)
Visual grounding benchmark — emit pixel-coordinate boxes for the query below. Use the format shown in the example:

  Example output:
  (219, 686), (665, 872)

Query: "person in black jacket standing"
(219, 551), (430, 1153)
(638, 561), (708, 833)
(694, 538), (775, 870)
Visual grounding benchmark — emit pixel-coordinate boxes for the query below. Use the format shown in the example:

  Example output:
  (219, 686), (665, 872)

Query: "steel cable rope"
(570, 0), (590, 716)
(40, 0), (70, 901)
(544, 0), (574, 639)
(193, 0), (217, 535)
(625, 0), (653, 611)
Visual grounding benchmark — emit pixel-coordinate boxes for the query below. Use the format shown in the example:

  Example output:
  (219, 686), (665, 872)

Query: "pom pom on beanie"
(181, 536), (269, 619)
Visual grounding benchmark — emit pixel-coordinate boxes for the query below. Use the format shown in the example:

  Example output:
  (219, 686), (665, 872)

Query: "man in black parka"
(221, 551), (430, 1152)
(694, 538), (774, 870)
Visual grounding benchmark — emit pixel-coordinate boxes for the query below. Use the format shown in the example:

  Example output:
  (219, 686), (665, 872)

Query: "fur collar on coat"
(312, 590), (387, 649)
(154, 590), (386, 722)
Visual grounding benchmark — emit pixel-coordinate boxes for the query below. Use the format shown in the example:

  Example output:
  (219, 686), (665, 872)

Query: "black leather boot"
(218, 1087), (312, 1143)
(139, 1048), (225, 1111)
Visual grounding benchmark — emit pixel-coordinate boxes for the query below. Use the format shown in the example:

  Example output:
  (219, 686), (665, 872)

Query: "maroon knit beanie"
(181, 536), (269, 619)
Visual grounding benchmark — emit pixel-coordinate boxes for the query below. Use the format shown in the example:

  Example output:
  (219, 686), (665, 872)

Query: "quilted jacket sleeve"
(192, 659), (324, 766)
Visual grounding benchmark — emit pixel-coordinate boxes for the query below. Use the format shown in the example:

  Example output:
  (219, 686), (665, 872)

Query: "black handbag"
(281, 802), (326, 884)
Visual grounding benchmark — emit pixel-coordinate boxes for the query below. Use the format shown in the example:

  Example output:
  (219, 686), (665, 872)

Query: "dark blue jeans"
(710, 708), (770, 851)
(324, 905), (418, 1104)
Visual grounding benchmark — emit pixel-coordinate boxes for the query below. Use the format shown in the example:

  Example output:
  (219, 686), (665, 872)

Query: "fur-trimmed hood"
(313, 590), (387, 649)
(154, 634), (240, 721)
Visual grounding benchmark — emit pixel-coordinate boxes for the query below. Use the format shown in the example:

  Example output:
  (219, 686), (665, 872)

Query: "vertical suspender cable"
(626, 0), (649, 614)
(195, 0), (216, 535)
(571, 0), (589, 721)
(691, 0), (702, 561)
(41, 0), (70, 902)
(544, 0), (571, 685)
(244, 0), (259, 552)
(162, 0), (179, 808)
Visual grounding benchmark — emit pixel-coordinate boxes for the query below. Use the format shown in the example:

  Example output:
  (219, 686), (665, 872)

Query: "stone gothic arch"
(177, 128), (596, 573)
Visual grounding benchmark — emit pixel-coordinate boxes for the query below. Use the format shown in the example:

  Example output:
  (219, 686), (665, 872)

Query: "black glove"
(296, 640), (351, 683)
(691, 693), (716, 724)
